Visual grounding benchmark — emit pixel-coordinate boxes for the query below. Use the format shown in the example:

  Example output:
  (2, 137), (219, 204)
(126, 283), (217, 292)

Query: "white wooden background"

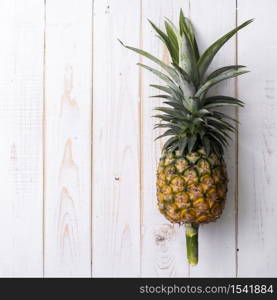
(0, 0), (276, 277)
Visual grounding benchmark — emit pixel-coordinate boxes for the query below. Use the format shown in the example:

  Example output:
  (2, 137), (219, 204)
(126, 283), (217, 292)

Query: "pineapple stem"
(185, 223), (199, 266)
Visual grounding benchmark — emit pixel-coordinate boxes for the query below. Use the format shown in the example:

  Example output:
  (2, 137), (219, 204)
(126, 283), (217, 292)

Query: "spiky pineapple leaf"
(206, 65), (246, 81)
(164, 18), (192, 75)
(195, 70), (249, 98)
(137, 63), (175, 87)
(172, 63), (191, 82)
(179, 9), (200, 60)
(197, 19), (254, 78)
(163, 101), (186, 110)
(155, 129), (178, 141)
(155, 107), (188, 119)
(212, 111), (240, 124)
(162, 136), (179, 152)
(150, 94), (172, 99)
(202, 136), (211, 155)
(178, 138), (188, 156)
(120, 10), (252, 155)
(179, 9), (200, 87)
(164, 21), (179, 63)
(203, 95), (244, 109)
(148, 20), (179, 65)
(205, 96), (243, 103)
(150, 84), (172, 95)
(118, 39), (178, 81)
(206, 117), (236, 133)
(188, 135), (197, 152)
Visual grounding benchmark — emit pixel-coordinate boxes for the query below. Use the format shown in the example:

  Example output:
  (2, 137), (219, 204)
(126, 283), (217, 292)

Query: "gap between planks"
(139, 0), (144, 278)
(90, 0), (95, 278)
(42, 0), (47, 278)
(235, 0), (239, 278)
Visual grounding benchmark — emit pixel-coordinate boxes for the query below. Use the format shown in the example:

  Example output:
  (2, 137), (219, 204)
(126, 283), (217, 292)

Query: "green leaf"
(148, 20), (179, 65)
(202, 136), (211, 155)
(155, 129), (177, 140)
(172, 63), (191, 82)
(198, 109), (211, 116)
(206, 116), (236, 128)
(162, 136), (179, 152)
(138, 64), (187, 102)
(137, 63), (175, 87)
(195, 70), (249, 98)
(151, 95), (183, 107)
(205, 102), (243, 109)
(165, 18), (193, 75)
(179, 34), (192, 76)
(206, 117), (236, 133)
(210, 139), (224, 155)
(212, 111), (240, 124)
(164, 21), (179, 64)
(178, 138), (188, 155)
(197, 19), (254, 78)
(207, 132), (228, 147)
(163, 101), (186, 110)
(204, 95), (244, 104)
(152, 115), (175, 122)
(179, 10), (200, 87)
(150, 94), (171, 99)
(150, 85), (184, 104)
(154, 123), (187, 131)
(179, 9), (200, 60)
(155, 107), (187, 119)
(203, 95), (244, 108)
(150, 84), (172, 95)
(118, 39), (178, 81)
(206, 125), (231, 141)
(188, 135), (197, 152)
(206, 65), (246, 81)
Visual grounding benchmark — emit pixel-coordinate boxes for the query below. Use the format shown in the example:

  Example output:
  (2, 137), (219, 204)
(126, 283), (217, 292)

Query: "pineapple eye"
(187, 186), (203, 201)
(197, 159), (211, 175)
(175, 158), (189, 173)
(212, 167), (222, 184)
(183, 169), (198, 186)
(175, 192), (190, 209)
(161, 185), (174, 202)
(164, 165), (177, 182)
(170, 176), (185, 193)
(186, 152), (200, 164)
(208, 153), (221, 166)
(164, 153), (175, 166)
(166, 204), (181, 221)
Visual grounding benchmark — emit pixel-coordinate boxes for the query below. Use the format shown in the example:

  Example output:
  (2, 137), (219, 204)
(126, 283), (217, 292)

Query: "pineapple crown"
(119, 10), (253, 156)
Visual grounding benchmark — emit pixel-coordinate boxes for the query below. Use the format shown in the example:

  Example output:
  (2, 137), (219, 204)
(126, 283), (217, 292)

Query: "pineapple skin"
(156, 149), (228, 224)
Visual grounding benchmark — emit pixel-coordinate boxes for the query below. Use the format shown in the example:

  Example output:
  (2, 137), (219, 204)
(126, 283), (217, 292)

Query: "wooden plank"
(189, 0), (237, 277)
(237, 0), (277, 277)
(44, 0), (92, 277)
(0, 0), (44, 277)
(141, 0), (191, 277)
(92, 0), (141, 277)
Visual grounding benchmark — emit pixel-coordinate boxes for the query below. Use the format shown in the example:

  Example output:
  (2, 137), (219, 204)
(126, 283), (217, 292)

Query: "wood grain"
(92, 0), (141, 277)
(237, 0), (277, 277)
(44, 0), (92, 277)
(189, 0), (237, 277)
(0, 0), (44, 277)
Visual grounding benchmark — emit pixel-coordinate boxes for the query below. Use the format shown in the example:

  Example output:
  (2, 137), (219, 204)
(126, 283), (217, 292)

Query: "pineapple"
(120, 10), (252, 265)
